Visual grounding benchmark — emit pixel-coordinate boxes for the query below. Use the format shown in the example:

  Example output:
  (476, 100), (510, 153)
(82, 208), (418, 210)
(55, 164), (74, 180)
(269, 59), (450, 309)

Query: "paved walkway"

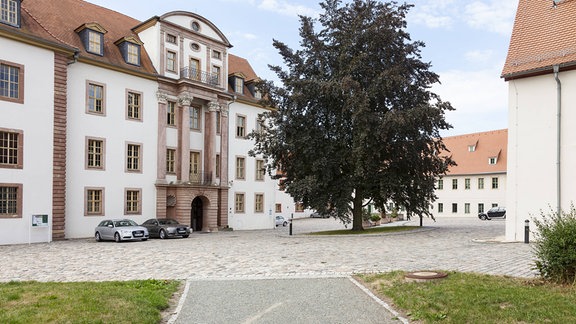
(0, 217), (537, 323)
(0, 217), (536, 282)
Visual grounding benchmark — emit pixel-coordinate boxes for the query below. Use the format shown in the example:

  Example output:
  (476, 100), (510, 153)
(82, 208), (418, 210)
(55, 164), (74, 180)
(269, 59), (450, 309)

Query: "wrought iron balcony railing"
(189, 171), (213, 185)
(180, 67), (220, 87)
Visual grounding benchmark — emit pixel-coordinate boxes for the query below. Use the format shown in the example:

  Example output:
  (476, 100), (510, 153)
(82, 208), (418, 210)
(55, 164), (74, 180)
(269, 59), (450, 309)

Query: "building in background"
(432, 129), (507, 218)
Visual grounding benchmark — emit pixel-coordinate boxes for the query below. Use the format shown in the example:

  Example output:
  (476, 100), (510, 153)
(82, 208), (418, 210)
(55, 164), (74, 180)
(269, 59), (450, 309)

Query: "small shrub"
(533, 205), (576, 284)
(369, 213), (381, 222)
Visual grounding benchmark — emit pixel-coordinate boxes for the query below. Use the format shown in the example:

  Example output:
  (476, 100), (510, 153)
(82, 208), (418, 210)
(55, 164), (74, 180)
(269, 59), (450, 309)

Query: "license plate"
(133, 232), (143, 237)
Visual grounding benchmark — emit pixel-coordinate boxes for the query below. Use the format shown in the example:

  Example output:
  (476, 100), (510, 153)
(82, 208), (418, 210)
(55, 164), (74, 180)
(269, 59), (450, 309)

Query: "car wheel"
(182, 235), (189, 238)
(114, 232), (121, 243)
(480, 215), (487, 220)
(159, 229), (167, 239)
(95, 232), (101, 242)
(283, 221), (288, 227)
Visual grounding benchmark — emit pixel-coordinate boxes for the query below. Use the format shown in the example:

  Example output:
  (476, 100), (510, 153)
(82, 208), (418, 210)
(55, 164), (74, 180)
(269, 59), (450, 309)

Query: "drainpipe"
(554, 65), (561, 216)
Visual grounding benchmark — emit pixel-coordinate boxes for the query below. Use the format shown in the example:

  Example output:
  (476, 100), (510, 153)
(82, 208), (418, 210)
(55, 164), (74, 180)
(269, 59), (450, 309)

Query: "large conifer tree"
(250, 0), (454, 230)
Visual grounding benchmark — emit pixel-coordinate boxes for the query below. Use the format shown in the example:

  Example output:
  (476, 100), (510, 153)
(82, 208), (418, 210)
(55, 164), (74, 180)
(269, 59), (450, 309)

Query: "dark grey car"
(141, 218), (191, 239)
(95, 219), (149, 242)
(478, 207), (506, 220)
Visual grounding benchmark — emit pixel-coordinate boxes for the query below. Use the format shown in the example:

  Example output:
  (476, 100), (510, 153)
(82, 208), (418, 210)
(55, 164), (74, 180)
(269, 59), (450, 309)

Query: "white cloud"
(409, 0), (457, 29)
(432, 67), (508, 135)
(464, 1), (517, 35)
(257, 0), (319, 17)
(465, 49), (495, 63)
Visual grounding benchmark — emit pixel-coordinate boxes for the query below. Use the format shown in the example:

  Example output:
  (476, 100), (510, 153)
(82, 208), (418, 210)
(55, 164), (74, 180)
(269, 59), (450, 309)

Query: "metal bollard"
(289, 213), (293, 236)
(524, 219), (530, 243)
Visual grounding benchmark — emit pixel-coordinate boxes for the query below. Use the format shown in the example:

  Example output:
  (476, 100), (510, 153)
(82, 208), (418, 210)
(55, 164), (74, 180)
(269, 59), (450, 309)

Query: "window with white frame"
(166, 149), (175, 174)
(256, 159), (265, 181)
(464, 178), (470, 190)
(236, 157), (245, 180)
(189, 106), (201, 130)
(437, 179), (443, 190)
(0, 129), (22, 169)
(452, 179), (457, 190)
(0, 0), (19, 26)
(167, 101), (176, 126)
(491, 177), (499, 189)
(478, 177), (484, 189)
(488, 157), (497, 165)
(87, 81), (105, 115)
(0, 61), (23, 103)
(236, 115), (246, 138)
(0, 184), (21, 218)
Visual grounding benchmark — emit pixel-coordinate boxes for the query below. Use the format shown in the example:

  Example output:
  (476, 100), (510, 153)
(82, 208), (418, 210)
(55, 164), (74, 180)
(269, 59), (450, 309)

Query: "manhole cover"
(405, 271), (448, 282)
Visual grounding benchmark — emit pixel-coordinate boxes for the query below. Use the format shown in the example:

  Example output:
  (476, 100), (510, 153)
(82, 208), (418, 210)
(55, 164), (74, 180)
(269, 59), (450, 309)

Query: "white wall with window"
(227, 101), (277, 230)
(0, 38), (55, 244)
(65, 62), (158, 238)
(432, 173), (506, 218)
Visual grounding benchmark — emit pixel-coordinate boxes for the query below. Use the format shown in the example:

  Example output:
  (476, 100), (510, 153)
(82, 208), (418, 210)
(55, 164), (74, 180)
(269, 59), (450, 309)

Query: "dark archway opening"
(191, 197), (203, 232)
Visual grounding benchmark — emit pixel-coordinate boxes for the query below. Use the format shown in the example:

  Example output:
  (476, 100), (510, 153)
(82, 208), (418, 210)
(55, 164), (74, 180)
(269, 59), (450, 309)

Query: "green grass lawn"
(358, 271), (576, 323)
(0, 279), (180, 324)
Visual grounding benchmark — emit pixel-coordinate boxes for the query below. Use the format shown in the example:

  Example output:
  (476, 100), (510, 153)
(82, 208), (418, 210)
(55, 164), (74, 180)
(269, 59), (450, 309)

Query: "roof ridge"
(21, 5), (76, 48)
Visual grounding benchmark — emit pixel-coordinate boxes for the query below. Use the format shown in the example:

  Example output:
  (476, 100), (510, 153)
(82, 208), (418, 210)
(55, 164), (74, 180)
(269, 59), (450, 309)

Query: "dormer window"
(488, 157), (497, 165)
(75, 23), (108, 56)
(254, 89), (262, 100)
(468, 145), (476, 152)
(1, 0), (20, 27)
(235, 77), (244, 94)
(115, 37), (142, 66)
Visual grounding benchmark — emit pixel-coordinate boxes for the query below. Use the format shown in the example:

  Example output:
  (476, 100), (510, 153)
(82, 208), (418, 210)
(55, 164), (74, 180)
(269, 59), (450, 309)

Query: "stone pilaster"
(178, 93), (193, 182)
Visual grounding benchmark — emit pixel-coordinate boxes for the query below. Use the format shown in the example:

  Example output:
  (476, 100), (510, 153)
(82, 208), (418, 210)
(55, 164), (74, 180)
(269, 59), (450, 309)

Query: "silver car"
(95, 219), (149, 242)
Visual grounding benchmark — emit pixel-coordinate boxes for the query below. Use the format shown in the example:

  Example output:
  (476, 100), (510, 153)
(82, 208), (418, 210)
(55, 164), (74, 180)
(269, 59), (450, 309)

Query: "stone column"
(156, 91), (168, 182)
(178, 93), (193, 182)
(205, 102), (219, 185)
(219, 103), (230, 186)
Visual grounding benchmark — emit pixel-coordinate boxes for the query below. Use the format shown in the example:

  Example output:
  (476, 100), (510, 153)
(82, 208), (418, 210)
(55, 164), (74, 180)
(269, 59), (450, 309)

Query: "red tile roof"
(502, 0), (576, 79)
(441, 129), (507, 175)
(228, 53), (261, 103)
(19, 0), (156, 76)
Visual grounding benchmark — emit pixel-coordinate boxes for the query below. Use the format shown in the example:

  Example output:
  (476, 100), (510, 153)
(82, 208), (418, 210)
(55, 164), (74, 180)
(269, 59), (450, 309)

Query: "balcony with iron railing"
(180, 67), (221, 88)
(189, 171), (214, 186)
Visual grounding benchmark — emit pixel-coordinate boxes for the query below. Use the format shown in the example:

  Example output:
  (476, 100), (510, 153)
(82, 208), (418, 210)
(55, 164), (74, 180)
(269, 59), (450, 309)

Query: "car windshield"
(114, 220), (137, 227)
(159, 219), (178, 225)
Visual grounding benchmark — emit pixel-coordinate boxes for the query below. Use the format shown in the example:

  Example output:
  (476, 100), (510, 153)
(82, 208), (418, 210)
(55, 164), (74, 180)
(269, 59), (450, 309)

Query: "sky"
(86, 0), (518, 137)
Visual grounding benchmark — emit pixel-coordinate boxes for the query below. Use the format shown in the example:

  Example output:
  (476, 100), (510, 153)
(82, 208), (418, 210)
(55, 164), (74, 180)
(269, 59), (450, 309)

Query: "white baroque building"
(0, 0), (301, 244)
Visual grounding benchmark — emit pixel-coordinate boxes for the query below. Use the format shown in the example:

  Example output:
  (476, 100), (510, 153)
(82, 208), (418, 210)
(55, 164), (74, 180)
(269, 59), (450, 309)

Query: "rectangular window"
(255, 194), (264, 213)
(0, 129), (22, 169)
(437, 179), (443, 190)
(167, 101), (176, 126)
(125, 189), (141, 215)
(489, 157), (497, 165)
(86, 188), (104, 216)
(236, 157), (245, 180)
(190, 106), (201, 130)
(478, 178), (484, 189)
(464, 203), (470, 214)
(212, 50), (221, 59)
(438, 203), (443, 213)
(255, 159), (265, 181)
(211, 65), (220, 85)
(216, 111), (221, 134)
(492, 203), (498, 208)
(275, 203), (282, 213)
(478, 203), (484, 214)
(88, 30), (102, 55)
(166, 34), (177, 44)
(452, 203), (457, 213)
(468, 145), (476, 152)
(127, 43), (139, 65)
(0, 61), (23, 103)
(235, 77), (243, 94)
(215, 154), (220, 178)
(190, 151), (200, 175)
(236, 115), (246, 138)
(87, 81), (105, 115)
(465, 178), (470, 190)
(127, 91), (142, 121)
(295, 202), (304, 212)
(452, 179), (458, 190)
(126, 143), (141, 172)
(166, 149), (175, 173)
(86, 137), (104, 170)
(166, 51), (177, 72)
(0, 184), (21, 218)
(0, 0), (18, 26)
(235, 193), (245, 213)
(492, 177), (499, 189)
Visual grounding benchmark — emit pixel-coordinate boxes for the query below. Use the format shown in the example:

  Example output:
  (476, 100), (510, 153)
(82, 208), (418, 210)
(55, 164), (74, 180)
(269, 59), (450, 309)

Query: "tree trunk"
(351, 190), (364, 231)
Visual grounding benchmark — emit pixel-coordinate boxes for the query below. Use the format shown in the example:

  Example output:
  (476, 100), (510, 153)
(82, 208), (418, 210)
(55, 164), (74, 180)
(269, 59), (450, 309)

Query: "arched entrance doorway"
(191, 197), (203, 232)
